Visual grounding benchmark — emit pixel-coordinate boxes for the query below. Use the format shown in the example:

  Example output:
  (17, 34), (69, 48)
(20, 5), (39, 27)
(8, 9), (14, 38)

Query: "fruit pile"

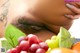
(7, 34), (49, 53)
(45, 27), (74, 49)
(6, 27), (80, 53)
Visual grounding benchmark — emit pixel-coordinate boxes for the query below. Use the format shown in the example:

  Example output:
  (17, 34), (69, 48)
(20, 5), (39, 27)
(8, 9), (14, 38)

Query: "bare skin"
(8, 0), (74, 41)
(0, 0), (79, 41)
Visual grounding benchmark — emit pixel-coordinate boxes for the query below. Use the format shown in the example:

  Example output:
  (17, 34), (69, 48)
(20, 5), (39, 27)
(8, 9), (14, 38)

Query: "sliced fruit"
(50, 48), (75, 53)
(72, 42), (80, 52)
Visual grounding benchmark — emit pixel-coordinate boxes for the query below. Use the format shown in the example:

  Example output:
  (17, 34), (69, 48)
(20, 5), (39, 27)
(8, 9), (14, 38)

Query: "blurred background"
(69, 18), (80, 38)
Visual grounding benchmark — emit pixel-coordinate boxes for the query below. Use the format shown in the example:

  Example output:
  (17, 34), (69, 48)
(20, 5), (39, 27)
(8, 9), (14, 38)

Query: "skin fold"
(8, 0), (79, 41)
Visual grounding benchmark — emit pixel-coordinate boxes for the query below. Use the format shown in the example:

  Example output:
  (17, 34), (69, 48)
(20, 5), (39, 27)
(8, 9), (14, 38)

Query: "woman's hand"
(65, 3), (80, 20)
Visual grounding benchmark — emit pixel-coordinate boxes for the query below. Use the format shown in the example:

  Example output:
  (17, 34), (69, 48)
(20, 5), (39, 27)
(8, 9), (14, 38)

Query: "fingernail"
(64, 14), (71, 19)
(66, 4), (74, 9)
(75, 15), (80, 19)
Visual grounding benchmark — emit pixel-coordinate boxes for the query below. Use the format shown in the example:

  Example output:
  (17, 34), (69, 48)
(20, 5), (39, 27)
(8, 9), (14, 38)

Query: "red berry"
(20, 51), (28, 53)
(39, 42), (49, 51)
(7, 49), (11, 53)
(16, 46), (21, 53)
(10, 48), (18, 53)
(27, 34), (39, 45)
(30, 44), (40, 53)
(36, 48), (46, 53)
(18, 36), (28, 43)
(19, 40), (30, 51)
(38, 40), (43, 43)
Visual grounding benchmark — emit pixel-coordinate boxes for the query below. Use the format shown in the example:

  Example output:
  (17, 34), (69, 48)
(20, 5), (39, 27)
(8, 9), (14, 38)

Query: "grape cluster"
(7, 34), (49, 53)
(45, 36), (59, 49)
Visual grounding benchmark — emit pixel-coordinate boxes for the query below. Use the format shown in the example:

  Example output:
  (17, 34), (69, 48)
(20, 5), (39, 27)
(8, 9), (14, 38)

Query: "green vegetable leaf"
(58, 27), (71, 39)
(57, 27), (75, 48)
(3, 24), (26, 50)
(0, 38), (12, 51)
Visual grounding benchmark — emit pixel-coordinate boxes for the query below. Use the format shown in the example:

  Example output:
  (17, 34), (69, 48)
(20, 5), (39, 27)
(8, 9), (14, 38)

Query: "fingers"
(64, 14), (74, 20)
(64, 14), (80, 20)
(66, 3), (80, 14)
(76, 2), (80, 6)
(65, 3), (80, 20)
(73, 15), (80, 19)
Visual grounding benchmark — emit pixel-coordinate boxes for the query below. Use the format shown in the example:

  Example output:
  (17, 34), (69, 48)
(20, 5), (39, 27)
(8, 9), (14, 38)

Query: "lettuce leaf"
(2, 24), (25, 50)
(58, 27), (75, 48)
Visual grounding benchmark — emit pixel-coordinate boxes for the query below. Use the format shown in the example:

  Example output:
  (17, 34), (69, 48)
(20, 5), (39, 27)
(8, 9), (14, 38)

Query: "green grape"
(45, 39), (59, 49)
(51, 36), (57, 40)
(45, 39), (53, 48)
(45, 27), (75, 50)
(45, 39), (51, 43)
(52, 38), (59, 48)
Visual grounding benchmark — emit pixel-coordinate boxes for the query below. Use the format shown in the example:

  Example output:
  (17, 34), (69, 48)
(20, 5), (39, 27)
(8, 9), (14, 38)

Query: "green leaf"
(57, 27), (75, 48)
(3, 24), (26, 50)
(59, 37), (74, 48)
(0, 38), (12, 50)
(58, 27), (71, 39)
